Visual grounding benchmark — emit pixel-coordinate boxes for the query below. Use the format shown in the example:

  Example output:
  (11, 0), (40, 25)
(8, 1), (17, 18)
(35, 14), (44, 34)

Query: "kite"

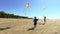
(42, 6), (46, 11)
(25, 3), (30, 8)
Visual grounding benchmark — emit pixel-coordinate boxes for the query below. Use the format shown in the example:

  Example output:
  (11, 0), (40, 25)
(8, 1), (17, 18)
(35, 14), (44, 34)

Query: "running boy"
(33, 17), (38, 29)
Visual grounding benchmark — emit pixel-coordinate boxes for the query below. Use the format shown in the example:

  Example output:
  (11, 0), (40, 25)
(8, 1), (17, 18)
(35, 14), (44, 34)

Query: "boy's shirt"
(33, 19), (38, 23)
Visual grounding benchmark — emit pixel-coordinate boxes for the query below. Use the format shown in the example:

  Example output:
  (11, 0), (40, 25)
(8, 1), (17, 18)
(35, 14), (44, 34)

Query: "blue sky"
(0, 0), (60, 19)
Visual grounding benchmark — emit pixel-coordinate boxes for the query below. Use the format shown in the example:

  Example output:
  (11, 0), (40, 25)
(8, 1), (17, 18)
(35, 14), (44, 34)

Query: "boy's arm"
(33, 19), (34, 22)
(37, 19), (39, 21)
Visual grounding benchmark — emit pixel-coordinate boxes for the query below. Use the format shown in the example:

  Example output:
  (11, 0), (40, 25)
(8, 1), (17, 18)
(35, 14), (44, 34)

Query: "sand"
(0, 18), (60, 34)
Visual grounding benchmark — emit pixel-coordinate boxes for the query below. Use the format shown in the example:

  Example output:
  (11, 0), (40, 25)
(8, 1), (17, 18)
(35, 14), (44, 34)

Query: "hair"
(34, 16), (36, 19)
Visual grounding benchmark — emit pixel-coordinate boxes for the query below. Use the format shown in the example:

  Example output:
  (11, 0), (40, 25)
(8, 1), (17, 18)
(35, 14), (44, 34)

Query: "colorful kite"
(25, 3), (30, 8)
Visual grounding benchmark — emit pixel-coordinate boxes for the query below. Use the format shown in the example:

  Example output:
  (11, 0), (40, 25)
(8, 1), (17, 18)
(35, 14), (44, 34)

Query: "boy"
(33, 17), (38, 29)
(43, 16), (46, 25)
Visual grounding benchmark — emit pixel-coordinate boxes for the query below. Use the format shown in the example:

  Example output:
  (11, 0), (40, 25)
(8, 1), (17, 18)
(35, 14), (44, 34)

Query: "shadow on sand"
(27, 27), (34, 31)
(0, 27), (11, 31)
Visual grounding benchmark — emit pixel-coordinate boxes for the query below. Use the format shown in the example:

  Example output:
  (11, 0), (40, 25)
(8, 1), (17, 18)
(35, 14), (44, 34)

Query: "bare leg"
(34, 25), (36, 28)
(43, 21), (46, 25)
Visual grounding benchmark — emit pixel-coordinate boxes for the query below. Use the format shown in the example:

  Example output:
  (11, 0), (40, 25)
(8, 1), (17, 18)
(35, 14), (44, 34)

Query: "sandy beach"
(0, 18), (60, 34)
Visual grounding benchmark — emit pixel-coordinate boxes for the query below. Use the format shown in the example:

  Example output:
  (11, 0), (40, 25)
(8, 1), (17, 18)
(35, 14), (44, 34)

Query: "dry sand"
(0, 18), (60, 34)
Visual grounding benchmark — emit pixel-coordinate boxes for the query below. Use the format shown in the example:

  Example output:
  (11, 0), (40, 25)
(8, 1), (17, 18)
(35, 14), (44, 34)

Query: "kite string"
(23, 7), (26, 16)
(42, 0), (47, 16)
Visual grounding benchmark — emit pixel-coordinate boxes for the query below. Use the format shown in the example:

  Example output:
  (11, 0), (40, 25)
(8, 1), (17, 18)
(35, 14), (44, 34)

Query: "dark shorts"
(34, 23), (37, 25)
(44, 19), (46, 22)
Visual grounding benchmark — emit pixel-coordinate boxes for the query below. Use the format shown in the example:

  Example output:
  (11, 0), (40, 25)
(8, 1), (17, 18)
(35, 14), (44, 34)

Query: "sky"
(0, 0), (60, 19)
